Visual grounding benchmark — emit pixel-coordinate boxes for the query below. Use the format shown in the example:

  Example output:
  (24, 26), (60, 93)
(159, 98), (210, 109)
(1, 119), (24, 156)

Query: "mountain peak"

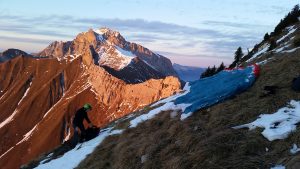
(81, 27), (126, 47)
(38, 27), (178, 81)
(91, 27), (123, 42)
(93, 27), (120, 37)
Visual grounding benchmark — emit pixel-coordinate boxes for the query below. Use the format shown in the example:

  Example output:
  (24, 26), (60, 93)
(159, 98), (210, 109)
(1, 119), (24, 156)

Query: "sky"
(0, 0), (299, 67)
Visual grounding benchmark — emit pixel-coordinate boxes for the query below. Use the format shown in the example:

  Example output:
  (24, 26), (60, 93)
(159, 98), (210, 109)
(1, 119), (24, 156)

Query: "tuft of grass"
(293, 35), (300, 47)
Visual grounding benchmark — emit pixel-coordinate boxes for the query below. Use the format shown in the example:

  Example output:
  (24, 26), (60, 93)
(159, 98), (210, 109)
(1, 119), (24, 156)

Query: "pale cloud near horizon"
(0, 0), (298, 67)
(0, 14), (262, 67)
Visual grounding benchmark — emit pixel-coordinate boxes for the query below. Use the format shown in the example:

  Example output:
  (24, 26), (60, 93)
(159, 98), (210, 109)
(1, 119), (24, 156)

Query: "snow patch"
(257, 58), (273, 65)
(170, 111), (178, 118)
(0, 81), (33, 129)
(247, 44), (269, 62)
(114, 46), (135, 69)
(271, 165), (285, 169)
(130, 83), (191, 128)
(276, 26), (297, 43)
(274, 45), (289, 53)
(18, 81), (32, 106)
(0, 146), (14, 160)
(35, 128), (124, 169)
(94, 28), (120, 40)
(94, 28), (107, 35)
(63, 127), (71, 143)
(93, 29), (105, 41)
(180, 111), (194, 120)
(130, 102), (191, 128)
(15, 124), (38, 147)
(290, 143), (300, 154)
(0, 109), (18, 129)
(141, 154), (148, 163)
(265, 147), (269, 152)
(98, 45), (136, 70)
(152, 83), (191, 107)
(69, 54), (79, 62)
(89, 85), (99, 99)
(233, 100), (300, 141)
(281, 46), (300, 53)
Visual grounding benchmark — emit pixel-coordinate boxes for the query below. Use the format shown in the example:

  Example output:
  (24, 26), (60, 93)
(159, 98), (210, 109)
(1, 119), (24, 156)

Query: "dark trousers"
(72, 122), (85, 144)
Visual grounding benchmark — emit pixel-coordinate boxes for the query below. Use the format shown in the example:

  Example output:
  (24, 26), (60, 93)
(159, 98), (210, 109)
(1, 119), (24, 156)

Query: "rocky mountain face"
(0, 35), (181, 169)
(38, 28), (177, 83)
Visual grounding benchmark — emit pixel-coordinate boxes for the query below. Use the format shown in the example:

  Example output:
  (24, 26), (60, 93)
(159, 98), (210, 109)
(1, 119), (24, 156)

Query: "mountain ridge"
(38, 28), (178, 83)
(0, 28), (182, 169)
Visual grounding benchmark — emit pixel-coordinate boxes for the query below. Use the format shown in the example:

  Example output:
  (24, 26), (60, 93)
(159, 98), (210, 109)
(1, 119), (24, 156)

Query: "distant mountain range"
(173, 63), (205, 82)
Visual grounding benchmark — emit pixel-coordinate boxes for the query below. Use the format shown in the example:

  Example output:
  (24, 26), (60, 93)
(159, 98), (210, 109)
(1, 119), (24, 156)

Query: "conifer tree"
(264, 33), (270, 41)
(200, 66), (211, 78)
(211, 65), (216, 75)
(274, 4), (300, 35)
(217, 62), (225, 73)
(234, 47), (243, 64)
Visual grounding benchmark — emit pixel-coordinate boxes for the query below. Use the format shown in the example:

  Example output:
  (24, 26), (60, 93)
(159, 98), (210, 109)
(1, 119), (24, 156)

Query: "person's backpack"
(83, 126), (100, 141)
(292, 76), (300, 92)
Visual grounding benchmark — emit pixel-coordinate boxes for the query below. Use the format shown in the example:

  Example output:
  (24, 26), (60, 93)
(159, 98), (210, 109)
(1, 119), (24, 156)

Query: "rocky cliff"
(38, 28), (178, 83)
(0, 46), (181, 169)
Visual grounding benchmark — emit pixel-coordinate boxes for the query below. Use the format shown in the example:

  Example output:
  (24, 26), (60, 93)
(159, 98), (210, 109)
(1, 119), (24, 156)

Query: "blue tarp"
(175, 65), (258, 114)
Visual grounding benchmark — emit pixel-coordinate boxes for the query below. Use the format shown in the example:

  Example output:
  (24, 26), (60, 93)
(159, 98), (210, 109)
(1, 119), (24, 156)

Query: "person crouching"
(72, 103), (94, 143)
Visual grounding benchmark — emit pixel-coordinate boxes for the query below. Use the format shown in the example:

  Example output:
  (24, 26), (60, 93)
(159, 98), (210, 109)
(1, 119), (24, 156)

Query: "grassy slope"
(76, 40), (300, 168)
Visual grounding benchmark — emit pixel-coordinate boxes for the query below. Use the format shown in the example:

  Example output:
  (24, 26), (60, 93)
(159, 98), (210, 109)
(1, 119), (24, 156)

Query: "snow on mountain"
(246, 43), (270, 63)
(38, 27), (178, 83)
(98, 45), (135, 70)
(276, 25), (297, 43)
(244, 23), (299, 64)
(93, 27), (110, 35)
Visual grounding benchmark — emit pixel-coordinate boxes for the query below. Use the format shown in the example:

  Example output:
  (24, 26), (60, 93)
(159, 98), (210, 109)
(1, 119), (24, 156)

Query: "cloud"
(0, 13), (263, 66)
(0, 14), (234, 39)
(157, 51), (233, 67)
(201, 20), (271, 29)
(256, 5), (293, 15)
(0, 26), (74, 38)
(0, 35), (51, 44)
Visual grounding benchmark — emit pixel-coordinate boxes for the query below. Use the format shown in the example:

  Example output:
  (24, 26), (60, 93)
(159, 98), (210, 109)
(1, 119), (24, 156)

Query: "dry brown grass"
(75, 50), (300, 169)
